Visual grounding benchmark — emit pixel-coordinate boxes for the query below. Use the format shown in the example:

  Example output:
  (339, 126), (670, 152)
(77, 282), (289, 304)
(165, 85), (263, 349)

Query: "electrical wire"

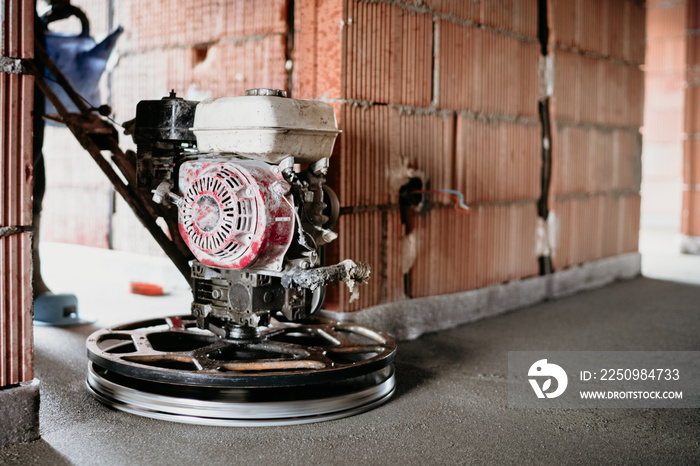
(415, 189), (470, 214)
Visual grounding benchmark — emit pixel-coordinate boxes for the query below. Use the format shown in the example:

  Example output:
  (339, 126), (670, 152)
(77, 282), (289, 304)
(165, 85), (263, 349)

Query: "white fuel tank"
(191, 89), (340, 164)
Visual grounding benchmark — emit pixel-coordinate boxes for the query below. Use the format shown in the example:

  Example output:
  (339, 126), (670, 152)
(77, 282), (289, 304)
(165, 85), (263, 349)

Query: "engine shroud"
(178, 158), (295, 271)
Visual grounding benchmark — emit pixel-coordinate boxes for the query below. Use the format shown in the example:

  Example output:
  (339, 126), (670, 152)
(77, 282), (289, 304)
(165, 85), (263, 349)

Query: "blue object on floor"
(34, 294), (94, 326)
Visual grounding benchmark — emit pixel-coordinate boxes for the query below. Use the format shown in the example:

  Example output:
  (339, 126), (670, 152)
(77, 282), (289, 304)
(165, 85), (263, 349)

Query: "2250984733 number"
(599, 368), (680, 381)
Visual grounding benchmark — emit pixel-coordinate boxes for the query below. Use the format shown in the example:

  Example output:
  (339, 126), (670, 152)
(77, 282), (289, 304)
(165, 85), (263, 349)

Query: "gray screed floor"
(1, 237), (700, 465)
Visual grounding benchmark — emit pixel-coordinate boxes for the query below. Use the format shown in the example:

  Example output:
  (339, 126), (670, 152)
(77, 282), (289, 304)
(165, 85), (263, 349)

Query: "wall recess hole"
(193, 45), (209, 66)
(399, 177), (427, 212)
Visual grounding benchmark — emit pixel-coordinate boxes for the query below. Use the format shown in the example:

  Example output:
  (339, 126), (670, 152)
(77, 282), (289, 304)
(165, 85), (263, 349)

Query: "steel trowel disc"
(85, 315), (397, 426)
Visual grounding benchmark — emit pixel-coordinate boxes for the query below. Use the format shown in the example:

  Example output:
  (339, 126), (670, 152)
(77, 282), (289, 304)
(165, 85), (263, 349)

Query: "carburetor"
(129, 89), (369, 337)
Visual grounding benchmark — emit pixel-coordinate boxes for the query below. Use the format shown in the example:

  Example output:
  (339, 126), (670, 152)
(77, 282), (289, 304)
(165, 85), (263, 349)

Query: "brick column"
(682, 0), (700, 252)
(0, 0), (41, 447)
(643, 0), (686, 229)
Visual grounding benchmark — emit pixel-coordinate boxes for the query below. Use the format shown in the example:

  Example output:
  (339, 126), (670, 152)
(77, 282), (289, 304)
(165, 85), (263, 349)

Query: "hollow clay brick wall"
(295, 0), (644, 311)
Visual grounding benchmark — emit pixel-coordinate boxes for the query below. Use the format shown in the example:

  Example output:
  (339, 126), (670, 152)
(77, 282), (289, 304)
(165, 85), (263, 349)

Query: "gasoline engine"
(131, 88), (371, 336)
(85, 89), (396, 426)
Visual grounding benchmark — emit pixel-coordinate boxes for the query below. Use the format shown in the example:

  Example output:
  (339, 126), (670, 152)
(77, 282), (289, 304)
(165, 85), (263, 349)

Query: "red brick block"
(221, 0), (287, 39)
(551, 125), (591, 195)
(436, 19), (478, 113)
(409, 205), (473, 298)
(552, 194), (640, 269)
(214, 36), (288, 96)
(552, 50), (644, 127)
(549, 0), (577, 50)
(551, 125), (640, 196)
(332, 103), (392, 207)
(113, 0), (154, 51)
(426, 0), (538, 39)
(550, 0), (645, 64)
(455, 116), (541, 203)
(605, 59), (645, 128)
(342, 2), (432, 106)
(551, 50), (578, 123)
(293, 0), (343, 99)
(112, 0), (285, 52)
(436, 20), (539, 116)
(425, 0), (480, 25)
(579, 54), (598, 123)
(0, 74), (32, 229)
(291, 0), (316, 99)
(0, 233), (33, 385)
(314, 0), (343, 99)
(483, 0), (538, 39)
(579, 0), (607, 58)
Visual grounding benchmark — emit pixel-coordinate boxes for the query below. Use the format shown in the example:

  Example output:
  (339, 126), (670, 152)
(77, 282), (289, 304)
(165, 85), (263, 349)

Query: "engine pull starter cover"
(178, 158), (295, 271)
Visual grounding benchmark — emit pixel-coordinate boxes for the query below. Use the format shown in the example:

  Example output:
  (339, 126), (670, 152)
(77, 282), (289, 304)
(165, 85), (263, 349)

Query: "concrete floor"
(1, 230), (699, 464)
